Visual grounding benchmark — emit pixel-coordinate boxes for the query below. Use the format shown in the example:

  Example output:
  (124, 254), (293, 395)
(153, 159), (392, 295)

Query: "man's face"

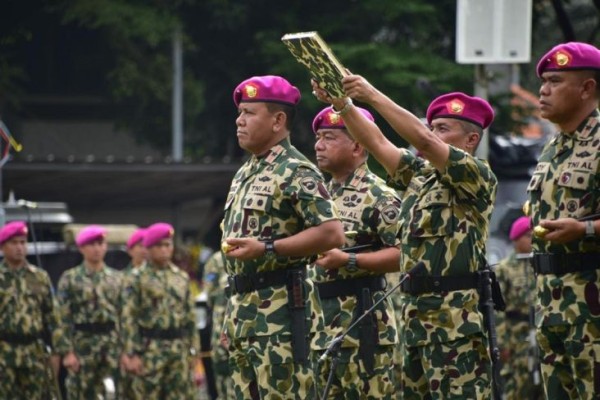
(147, 239), (173, 265)
(1, 236), (27, 265)
(430, 118), (473, 151)
(79, 240), (107, 264)
(514, 231), (533, 254)
(127, 243), (147, 265)
(539, 71), (589, 125)
(314, 129), (356, 174)
(235, 102), (277, 154)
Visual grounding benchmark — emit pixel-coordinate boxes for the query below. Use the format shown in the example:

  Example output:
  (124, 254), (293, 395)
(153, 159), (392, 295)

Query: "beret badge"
(555, 50), (571, 67)
(327, 112), (341, 125)
(447, 99), (465, 115)
(244, 84), (258, 98)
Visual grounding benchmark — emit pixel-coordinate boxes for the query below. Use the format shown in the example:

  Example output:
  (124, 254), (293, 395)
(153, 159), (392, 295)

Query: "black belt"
(315, 275), (387, 299)
(532, 252), (600, 275)
(140, 327), (185, 340)
(400, 273), (479, 295)
(505, 311), (529, 322)
(74, 322), (115, 334)
(0, 332), (41, 345)
(228, 267), (305, 295)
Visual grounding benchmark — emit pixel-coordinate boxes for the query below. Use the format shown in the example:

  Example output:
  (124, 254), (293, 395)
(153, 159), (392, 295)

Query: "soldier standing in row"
(310, 106), (401, 399)
(57, 225), (122, 399)
(495, 216), (543, 399)
(121, 222), (200, 400)
(528, 41), (600, 399)
(313, 79), (498, 398)
(221, 75), (345, 399)
(203, 250), (233, 399)
(0, 221), (62, 399)
(119, 227), (147, 400)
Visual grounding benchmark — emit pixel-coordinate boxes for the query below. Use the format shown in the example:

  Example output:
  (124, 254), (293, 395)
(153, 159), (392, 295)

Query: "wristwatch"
(585, 220), (596, 239)
(346, 253), (359, 272)
(264, 240), (277, 256)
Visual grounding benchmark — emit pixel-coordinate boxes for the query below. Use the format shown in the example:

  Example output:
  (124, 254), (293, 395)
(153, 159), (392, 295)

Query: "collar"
(251, 137), (291, 166)
(339, 162), (370, 192)
(561, 109), (600, 141)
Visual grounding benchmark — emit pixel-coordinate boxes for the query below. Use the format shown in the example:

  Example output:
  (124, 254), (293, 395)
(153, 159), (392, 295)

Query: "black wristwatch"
(584, 220), (596, 240)
(264, 240), (277, 256)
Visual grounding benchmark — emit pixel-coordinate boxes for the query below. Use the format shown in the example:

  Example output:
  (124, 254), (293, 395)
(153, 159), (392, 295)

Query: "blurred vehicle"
(486, 133), (547, 266)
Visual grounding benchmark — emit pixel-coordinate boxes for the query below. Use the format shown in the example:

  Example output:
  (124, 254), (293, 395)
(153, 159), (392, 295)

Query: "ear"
(465, 132), (480, 150)
(581, 78), (597, 100)
(272, 111), (287, 132)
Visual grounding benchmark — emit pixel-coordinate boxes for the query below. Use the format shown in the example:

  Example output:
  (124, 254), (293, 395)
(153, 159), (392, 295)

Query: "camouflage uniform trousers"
(402, 333), (491, 400)
(315, 344), (396, 399)
(0, 342), (54, 400)
(537, 320), (600, 400)
(228, 334), (317, 400)
(66, 334), (120, 400)
(130, 339), (195, 400)
(213, 345), (234, 399)
(119, 369), (142, 400)
(499, 324), (543, 400)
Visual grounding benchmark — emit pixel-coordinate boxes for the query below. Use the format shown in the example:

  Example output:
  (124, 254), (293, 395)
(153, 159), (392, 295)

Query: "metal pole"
(172, 26), (184, 162)
(474, 64), (489, 160)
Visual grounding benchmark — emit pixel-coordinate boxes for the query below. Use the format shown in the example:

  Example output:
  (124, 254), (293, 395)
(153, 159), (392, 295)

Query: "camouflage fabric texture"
(221, 138), (338, 398)
(203, 251), (234, 399)
(121, 262), (200, 399)
(310, 163), (400, 398)
(495, 253), (543, 400)
(0, 262), (61, 398)
(388, 147), (497, 397)
(56, 263), (122, 399)
(281, 31), (347, 98)
(526, 112), (600, 398)
(386, 271), (405, 399)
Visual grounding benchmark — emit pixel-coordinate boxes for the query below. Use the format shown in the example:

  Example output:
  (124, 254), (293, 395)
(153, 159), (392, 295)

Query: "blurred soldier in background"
(203, 250), (233, 399)
(0, 221), (62, 399)
(56, 225), (122, 399)
(310, 106), (401, 399)
(121, 222), (200, 400)
(495, 216), (543, 399)
(119, 227), (147, 399)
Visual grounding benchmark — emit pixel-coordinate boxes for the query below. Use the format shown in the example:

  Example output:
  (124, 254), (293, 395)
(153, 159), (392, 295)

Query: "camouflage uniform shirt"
(311, 162), (400, 349)
(0, 261), (61, 367)
(221, 137), (339, 339)
(388, 146), (498, 347)
(527, 111), (600, 327)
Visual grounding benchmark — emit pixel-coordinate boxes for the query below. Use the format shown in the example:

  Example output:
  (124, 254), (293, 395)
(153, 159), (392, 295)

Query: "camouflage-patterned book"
(281, 31), (348, 98)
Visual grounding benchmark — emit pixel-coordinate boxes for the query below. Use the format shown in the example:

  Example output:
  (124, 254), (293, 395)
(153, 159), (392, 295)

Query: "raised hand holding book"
(281, 31), (348, 98)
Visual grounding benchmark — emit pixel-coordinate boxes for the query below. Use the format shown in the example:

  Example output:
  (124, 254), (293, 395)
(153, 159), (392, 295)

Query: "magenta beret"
(426, 92), (494, 130)
(233, 75), (301, 107)
(509, 216), (532, 241)
(126, 228), (146, 250)
(143, 223), (174, 248)
(536, 42), (600, 77)
(0, 221), (28, 245)
(76, 225), (107, 247)
(312, 106), (374, 134)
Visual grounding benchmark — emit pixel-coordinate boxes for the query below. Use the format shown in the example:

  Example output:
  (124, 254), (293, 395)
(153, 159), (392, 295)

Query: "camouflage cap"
(426, 92), (494, 130)
(233, 75), (301, 107)
(0, 221), (28, 245)
(76, 225), (107, 247)
(143, 222), (174, 248)
(126, 228), (146, 250)
(509, 216), (532, 241)
(311, 106), (374, 134)
(536, 42), (600, 77)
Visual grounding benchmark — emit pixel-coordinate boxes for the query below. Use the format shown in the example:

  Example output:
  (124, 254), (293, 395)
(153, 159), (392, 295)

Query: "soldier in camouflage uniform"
(56, 225), (122, 399)
(0, 221), (62, 399)
(203, 251), (233, 399)
(314, 79), (498, 398)
(527, 42), (600, 399)
(222, 75), (344, 400)
(121, 222), (200, 400)
(119, 228), (147, 399)
(310, 106), (401, 399)
(495, 216), (543, 400)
